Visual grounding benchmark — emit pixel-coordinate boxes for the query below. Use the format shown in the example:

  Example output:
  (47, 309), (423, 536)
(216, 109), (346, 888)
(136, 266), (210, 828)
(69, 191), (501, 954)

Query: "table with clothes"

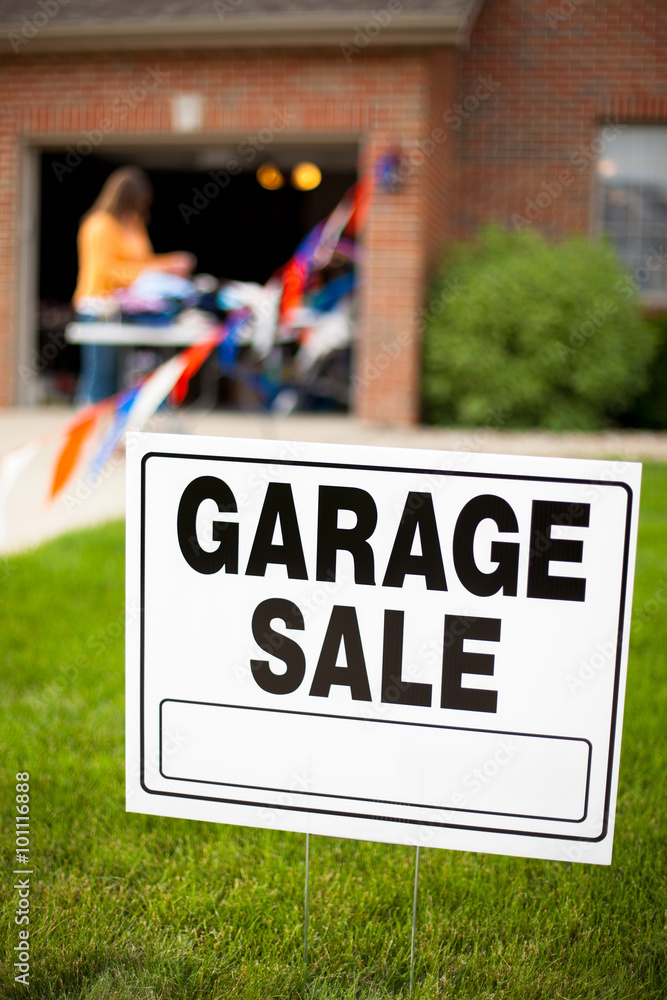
(67, 262), (356, 412)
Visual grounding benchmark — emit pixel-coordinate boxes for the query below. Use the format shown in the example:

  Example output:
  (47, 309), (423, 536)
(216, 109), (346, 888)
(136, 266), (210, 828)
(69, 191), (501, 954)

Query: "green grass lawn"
(1, 464), (666, 999)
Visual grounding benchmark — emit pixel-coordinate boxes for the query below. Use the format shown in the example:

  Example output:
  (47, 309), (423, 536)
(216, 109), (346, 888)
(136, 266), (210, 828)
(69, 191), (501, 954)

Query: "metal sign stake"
(304, 832), (310, 976)
(410, 845), (420, 995)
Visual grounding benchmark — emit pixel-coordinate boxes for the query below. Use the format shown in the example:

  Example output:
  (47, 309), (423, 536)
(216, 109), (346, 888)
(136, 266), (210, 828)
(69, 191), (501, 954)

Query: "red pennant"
(344, 172), (373, 238)
(171, 330), (223, 406)
(49, 411), (98, 502)
(279, 258), (309, 323)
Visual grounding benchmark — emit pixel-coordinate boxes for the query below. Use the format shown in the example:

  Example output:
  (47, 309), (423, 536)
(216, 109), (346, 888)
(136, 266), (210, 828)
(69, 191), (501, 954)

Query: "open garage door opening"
(36, 142), (359, 410)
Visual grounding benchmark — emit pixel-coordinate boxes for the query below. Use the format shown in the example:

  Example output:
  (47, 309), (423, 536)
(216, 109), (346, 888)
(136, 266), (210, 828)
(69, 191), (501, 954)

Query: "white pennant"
(0, 441), (40, 548)
(125, 353), (190, 434)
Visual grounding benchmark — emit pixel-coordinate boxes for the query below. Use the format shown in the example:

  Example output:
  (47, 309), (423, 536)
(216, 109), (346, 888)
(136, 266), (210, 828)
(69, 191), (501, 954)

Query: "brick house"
(0, 0), (665, 422)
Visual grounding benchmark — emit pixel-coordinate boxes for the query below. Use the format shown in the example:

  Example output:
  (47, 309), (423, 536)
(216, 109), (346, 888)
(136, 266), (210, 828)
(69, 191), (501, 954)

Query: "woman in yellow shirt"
(74, 166), (195, 403)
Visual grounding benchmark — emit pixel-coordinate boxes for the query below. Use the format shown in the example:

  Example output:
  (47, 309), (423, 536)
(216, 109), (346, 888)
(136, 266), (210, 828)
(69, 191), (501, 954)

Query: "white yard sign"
(126, 433), (641, 865)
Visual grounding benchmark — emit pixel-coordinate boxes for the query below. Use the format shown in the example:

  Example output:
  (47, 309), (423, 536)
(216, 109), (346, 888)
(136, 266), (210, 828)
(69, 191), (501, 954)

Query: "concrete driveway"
(1, 405), (665, 554)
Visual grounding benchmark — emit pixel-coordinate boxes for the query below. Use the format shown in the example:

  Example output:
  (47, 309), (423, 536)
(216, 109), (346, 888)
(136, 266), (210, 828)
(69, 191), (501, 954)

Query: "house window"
(597, 125), (667, 302)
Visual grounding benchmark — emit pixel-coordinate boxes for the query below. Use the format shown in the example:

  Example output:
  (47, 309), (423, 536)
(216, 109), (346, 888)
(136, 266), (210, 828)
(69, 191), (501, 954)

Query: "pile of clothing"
(76, 271), (223, 331)
(114, 272), (221, 329)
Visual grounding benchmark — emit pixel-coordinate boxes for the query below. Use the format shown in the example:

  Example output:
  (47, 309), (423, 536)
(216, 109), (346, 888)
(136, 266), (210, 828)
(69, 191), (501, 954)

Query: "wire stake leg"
(410, 845), (420, 996)
(304, 832), (310, 978)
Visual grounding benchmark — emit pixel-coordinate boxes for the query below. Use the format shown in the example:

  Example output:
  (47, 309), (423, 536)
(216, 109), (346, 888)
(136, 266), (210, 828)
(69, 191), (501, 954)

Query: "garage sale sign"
(126, 433), (641, 865)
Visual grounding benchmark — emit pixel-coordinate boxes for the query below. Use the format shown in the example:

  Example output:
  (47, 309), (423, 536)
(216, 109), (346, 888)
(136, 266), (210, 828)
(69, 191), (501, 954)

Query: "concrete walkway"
(2, 405), (666, 554)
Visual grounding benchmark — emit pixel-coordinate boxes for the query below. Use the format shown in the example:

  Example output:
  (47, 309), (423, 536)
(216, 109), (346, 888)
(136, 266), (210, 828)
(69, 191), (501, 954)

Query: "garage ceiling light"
(256, 163), (285, 190)
(291, 162), (322, 191)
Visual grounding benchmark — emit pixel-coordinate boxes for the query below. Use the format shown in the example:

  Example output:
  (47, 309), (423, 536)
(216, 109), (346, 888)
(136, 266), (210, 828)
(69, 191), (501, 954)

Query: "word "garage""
(177, 476), (591, 603)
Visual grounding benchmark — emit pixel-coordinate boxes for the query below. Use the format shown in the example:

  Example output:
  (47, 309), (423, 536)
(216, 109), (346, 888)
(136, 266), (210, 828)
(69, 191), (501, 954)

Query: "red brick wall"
(0, 47), (438, 421)
(457, 0), (667, 240)
(0, 96), (17, 404)
(423, 48), (461, 268)
(354, 52), (465, 423)
(352, 48), (460, 424)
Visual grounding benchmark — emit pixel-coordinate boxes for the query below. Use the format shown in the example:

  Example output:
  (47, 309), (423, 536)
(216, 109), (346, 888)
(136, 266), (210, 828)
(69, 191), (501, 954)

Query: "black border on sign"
(159, 698), (593, 824)
(138, 451), (634, 844)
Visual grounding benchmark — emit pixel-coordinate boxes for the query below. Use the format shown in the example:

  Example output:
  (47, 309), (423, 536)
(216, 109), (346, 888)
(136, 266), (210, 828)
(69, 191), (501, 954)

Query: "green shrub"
(421, 226), (657, 429)
(618, 315), (667, 429)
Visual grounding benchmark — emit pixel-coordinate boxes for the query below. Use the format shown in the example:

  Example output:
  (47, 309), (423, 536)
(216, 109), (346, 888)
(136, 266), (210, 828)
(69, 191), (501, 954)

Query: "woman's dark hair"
(86, 166), (153, 222)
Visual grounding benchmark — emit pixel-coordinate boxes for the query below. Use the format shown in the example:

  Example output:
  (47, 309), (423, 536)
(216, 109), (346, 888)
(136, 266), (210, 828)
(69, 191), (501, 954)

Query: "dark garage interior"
(37, 144), (358, 405)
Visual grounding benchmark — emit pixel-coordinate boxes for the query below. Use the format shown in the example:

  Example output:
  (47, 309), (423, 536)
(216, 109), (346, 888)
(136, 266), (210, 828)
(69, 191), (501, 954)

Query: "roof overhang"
(1, 7), (485, 55)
